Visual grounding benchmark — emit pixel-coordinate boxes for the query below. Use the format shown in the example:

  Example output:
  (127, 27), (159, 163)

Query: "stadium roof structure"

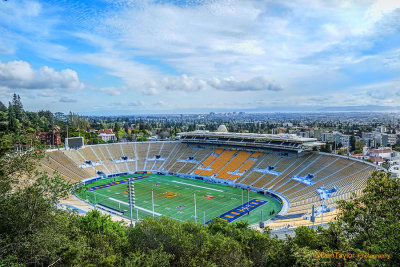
(178, 131), (324, 152)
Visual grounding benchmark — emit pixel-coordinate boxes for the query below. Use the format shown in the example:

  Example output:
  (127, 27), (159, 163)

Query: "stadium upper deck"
(178, 130), (324, 152)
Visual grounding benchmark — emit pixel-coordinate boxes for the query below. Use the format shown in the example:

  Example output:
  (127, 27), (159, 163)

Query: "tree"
(130, 216), (249, 266)
(355, 140), (365, 151)
(11, 93), (23, 119)
(7, 103), (18, 133)
(334, 171), (400, 265)
(113, 123), (121, 133)
(76, 210), (129, 266)
(320, 143), (332, 153)
(0, 135), (80, 266)
(350, 135), (356, 151)
(338, 148), (346, 155)
(0, 101), (6, 112)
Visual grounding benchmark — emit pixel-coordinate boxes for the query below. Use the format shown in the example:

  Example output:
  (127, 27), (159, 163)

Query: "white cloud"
(138, 75), (207, 94)
(160, 75), (208, 92)
(141, 86), (159, 95)
(97, 86), (121, 96)
(59, 97), (77, 103)
(365, 0), (400, 26)
(0, 60), (84, 91)
(208, 76), (282, 92)
(140, 75), (282, 94)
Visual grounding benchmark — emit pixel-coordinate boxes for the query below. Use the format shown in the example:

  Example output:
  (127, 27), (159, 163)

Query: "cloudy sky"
(0, 0), (399, 114)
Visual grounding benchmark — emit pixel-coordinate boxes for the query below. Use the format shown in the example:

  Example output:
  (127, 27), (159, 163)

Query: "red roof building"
(98, 129), (114, 135)
(36, 127), (61, 146)
(98, 129), (116, 142)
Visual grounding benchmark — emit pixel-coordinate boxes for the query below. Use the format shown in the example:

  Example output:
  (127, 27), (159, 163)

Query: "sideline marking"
(171, 180), (224, 192)
(88, 176), (148, 191)
(108, 197), (162, 216)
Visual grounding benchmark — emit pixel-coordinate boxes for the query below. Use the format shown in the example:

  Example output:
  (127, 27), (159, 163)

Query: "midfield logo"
(158, 191), (179, 197)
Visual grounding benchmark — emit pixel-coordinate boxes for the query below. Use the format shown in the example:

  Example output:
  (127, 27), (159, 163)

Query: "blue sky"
(0, 0), (399, 114)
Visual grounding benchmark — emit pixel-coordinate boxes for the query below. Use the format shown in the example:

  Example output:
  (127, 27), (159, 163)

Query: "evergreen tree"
(0, 101), (6, 112)
(113, 122), (121, 133)
(11, 93), (23, 122)
(350, 135), (356, 151)
(7, 102), (18, 133)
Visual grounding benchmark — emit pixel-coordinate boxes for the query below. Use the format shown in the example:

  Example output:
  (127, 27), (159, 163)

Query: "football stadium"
(38, 126), (383, 230)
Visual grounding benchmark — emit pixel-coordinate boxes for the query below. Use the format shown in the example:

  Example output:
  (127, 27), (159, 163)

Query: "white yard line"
(171, 180), (224, 192)
(108, 197), (162, 216)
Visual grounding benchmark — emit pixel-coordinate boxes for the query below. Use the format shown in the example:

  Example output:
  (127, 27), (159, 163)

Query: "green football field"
(76, 174), (282, 225)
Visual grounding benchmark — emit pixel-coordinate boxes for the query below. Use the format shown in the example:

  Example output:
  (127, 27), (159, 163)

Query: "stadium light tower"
(241, 189), (244, 209)
(194, 192), (197, 224)
(321, 198), (324, 226)
(247, 188), (250, 214)
(127, 178), (135, 227)
(259, 210), (264, 229)
(93, 191), (97, 210)
(152, 188), (155, 218)
(310, 204), (315, 226)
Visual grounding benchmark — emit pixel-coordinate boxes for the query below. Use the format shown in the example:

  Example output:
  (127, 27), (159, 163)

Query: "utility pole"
(247, 188), (250, 214)
(194, 192), (197, 224)
(259, 210), (264, 228)
(66, 125), (69, 149)
(321, 198), (324, 226)
(351, 179), (354, 203)
(311, 204), (315, 226)
(152, 189), (155, 218)
(241, 189), (244, 209)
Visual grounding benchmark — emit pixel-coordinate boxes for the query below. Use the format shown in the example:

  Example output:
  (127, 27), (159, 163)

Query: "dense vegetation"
(0, 95), (399, 266)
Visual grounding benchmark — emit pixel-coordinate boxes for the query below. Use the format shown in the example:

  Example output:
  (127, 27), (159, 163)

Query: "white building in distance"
(98, 129), (116, 142)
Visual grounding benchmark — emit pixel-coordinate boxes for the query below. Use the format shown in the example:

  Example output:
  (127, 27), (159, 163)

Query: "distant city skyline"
(0, 0), (399, 114)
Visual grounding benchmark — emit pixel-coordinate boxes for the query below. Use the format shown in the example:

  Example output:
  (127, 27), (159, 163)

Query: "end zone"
(206, 199), (268, 224)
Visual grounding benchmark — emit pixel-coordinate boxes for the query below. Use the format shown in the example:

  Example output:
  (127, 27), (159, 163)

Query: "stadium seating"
(63, 149), (85, 165)
(135, 143), (147, 170)
(194, 148), (214, 162)
(120, 143), (136, 159)
(240, 172), (263, 185)
(108, 144), (124, 159)
(79, 147), (100, 162)
(83, 167), (98, 177)
(162, 143), (186, 170)
(201, 150), (236, 176)
(216, 151), (252, 179)
(126, 161), (137, 172)
(47, 150), (91, 179)
(158, 142), (176, 160)
(91, 145), (108, 162)
(147, 143), (162, 158)
(116, 162), (129, 172)
(40, 152), (88, 181)
(43, 141), (379, 229)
